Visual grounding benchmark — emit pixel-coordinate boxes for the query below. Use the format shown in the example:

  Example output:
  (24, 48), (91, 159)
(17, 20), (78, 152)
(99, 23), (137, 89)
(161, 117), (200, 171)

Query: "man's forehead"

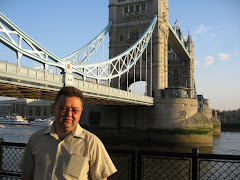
(56, 96), (82, 106)
(58, 95), (81, 101)
(60, 105), (81, 109)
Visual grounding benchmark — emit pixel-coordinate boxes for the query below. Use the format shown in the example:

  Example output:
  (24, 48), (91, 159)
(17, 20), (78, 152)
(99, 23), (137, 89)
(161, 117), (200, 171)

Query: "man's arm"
(21, 173), (34, 180)
(102, 178), (107, 180)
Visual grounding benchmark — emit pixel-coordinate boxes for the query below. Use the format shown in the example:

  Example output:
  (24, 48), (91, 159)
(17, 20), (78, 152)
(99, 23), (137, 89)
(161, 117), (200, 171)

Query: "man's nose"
(65, 109), (73, 116)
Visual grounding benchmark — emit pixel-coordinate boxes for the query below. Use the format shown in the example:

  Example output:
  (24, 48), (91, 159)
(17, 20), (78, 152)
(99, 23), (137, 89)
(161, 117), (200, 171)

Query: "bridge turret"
(185, 31), (195, 99)
(186, 31), (194, 58)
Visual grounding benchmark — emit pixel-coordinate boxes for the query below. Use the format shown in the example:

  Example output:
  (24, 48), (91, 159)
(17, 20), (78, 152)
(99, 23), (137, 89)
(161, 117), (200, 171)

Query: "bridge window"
(123, 3), (146, 14)
(130, 6), (134, 12)
(136, 5), (140, 11)
(119, 34), (123, 42)
(130, 30), (139, 41)
(124, 7), (128, 13)
(118, 0), (126, 3)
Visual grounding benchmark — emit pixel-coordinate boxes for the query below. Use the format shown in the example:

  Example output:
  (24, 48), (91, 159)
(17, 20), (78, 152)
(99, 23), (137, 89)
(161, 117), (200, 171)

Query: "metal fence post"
(137, 151), (142, 180)
(131, 150), (136, 180)
(192, 147), (199, 180)
(0, 138), (4, 176)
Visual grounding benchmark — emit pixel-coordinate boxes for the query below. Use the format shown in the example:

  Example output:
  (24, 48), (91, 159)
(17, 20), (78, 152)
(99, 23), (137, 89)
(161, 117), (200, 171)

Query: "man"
(19, 86), (117, 180)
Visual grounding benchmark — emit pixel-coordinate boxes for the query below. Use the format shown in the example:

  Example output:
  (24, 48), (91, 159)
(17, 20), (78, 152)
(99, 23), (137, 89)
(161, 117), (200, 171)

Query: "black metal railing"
(138, 152), (192, 179)
(197, 154), (240, 180)
(0, 142), (26, 180)
(108, 149), (135, 180)
(1, 142), (240, 180)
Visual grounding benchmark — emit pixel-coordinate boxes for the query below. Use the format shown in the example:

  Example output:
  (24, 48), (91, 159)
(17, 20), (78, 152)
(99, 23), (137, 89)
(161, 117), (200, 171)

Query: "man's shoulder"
(29, 126), (50, 141)
(80, 127), (102, 144)
(33, 126), (49, 135)
(81, 127), (98, 139)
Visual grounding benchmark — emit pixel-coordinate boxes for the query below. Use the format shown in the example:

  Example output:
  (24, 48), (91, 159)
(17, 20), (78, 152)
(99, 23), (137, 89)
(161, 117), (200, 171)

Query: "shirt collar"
(43, 123), (54, 135)
(72, 123), (84, 139)
(43, 122), (84, 139)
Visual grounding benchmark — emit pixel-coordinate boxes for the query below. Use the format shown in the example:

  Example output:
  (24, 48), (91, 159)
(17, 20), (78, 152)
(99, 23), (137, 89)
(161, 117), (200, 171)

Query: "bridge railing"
(0, 61), (63, 85)
(1, 141), (240, 180)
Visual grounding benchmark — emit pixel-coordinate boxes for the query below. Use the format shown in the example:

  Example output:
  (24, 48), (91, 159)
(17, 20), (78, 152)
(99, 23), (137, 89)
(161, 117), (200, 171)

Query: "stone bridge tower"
(109, 0), (169, 96)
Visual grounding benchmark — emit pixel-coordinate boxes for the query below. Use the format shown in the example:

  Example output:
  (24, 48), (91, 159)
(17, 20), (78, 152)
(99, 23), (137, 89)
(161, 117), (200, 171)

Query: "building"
(0, 98), (53, 120)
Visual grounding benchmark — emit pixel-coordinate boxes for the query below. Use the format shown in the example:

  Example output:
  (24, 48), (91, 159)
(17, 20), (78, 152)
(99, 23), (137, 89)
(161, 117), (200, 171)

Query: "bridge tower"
(105, 0), (215, 147)
(109, 0), (169, 96)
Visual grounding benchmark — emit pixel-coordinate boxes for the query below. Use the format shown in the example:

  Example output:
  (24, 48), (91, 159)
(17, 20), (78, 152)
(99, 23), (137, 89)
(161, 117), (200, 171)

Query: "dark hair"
(55, 86), (83, 103)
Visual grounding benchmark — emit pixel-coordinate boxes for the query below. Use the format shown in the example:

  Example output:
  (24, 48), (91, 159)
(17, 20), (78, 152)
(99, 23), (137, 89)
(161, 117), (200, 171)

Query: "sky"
(0, 0), (239, 111)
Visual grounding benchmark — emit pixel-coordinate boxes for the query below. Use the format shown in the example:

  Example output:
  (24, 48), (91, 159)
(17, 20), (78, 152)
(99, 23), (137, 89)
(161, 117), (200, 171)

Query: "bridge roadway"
(0, 61), (153, 106)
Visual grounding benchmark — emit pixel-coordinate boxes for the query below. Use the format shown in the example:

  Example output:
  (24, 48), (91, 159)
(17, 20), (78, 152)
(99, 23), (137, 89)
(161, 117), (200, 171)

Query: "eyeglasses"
(60, 107), (82, 114)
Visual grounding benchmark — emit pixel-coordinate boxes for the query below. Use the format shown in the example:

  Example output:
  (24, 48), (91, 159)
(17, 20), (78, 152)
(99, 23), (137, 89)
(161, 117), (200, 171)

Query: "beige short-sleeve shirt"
(19, 123), (117, 180)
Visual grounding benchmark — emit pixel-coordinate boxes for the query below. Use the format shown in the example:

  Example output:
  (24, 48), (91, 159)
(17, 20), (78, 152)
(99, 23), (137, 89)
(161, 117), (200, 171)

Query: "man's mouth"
(63, 119), (73, 123)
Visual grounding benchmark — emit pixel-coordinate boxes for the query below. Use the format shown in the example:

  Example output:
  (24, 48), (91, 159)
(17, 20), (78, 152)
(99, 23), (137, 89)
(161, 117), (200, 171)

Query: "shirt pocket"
(64, 154), (88, 178)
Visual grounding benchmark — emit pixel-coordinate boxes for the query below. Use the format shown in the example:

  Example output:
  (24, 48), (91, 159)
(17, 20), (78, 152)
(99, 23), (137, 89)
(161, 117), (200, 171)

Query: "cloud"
(203, 56), (214, 66)
(195, 60), (200, 65)
(196, 24), (209, 34)
(198, 54), (230, 67)
(193, 24), (210, 41)
(211, 33), (216, 38)
(192, 35), (198, 41)
(218, 53), (230, 61)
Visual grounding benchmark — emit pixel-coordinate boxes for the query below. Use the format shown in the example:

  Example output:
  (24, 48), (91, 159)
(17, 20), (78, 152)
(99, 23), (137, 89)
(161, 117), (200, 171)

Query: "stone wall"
(152, 98), (198, 129)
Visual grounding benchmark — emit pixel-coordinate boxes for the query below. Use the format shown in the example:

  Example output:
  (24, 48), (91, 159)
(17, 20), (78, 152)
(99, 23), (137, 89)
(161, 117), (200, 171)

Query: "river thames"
(0, 124), (240, 155)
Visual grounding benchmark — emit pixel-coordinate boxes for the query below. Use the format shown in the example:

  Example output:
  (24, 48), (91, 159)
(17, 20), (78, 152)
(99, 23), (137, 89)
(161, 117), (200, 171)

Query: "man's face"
(53, 95), (83, 132)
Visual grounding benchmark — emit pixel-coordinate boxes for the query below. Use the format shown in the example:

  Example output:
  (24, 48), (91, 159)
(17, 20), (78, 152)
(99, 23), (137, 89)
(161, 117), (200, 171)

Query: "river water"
(0, 124), (240, 155)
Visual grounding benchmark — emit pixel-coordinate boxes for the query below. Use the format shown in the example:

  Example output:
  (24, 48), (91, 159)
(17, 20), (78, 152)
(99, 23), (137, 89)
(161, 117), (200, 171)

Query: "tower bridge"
(0, 0), (221, 146)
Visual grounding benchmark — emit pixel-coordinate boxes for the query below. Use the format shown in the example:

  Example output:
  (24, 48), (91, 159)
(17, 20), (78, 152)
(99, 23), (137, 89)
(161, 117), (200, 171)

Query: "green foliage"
(175, 128), (212, 135)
